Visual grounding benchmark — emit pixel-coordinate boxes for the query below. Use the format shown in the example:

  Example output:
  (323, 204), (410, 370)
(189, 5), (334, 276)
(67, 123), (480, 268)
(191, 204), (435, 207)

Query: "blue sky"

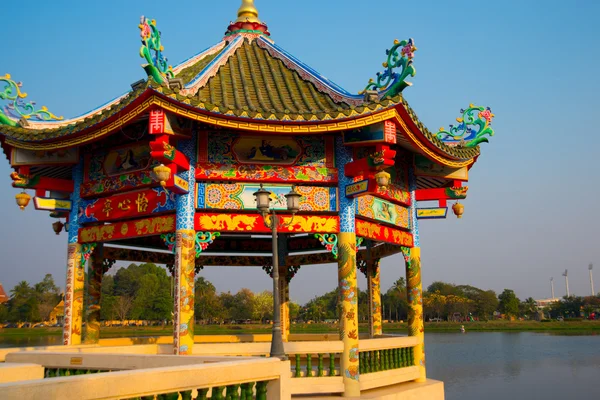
(1, 0), (599, 303)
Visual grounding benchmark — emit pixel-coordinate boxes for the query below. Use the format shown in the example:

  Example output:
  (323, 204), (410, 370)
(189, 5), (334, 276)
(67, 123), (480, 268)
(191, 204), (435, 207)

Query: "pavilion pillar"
(367, 259), (382, 337)
(173, 135), (197, 355)
(84, 243), (104, 344)
(405, 163), (426, 382)
(63, 160), (84, 346)
(335, 137), (360, 397)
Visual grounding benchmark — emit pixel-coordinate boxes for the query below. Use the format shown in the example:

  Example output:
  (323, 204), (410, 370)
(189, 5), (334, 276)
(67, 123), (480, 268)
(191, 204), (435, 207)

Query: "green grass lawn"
(2, 320), (599, 339)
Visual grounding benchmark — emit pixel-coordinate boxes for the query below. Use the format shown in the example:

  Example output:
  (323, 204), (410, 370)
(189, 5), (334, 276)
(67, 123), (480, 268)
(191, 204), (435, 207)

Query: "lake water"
(426, 332), (600, 400)
(1, 331), (598, 399)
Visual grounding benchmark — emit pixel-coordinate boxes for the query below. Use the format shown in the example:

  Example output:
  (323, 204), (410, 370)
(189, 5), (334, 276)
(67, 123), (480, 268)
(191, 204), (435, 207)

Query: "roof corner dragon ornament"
(436, 105), (495, 147)
(360, 38), (417, 99)
(0, 74), (64, 127)
(139, 16), (174, 84)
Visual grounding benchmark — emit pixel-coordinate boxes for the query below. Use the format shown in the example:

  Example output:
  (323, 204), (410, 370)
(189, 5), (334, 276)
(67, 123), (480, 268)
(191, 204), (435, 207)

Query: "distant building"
(535, 298), (559, 309)
(0, 282), (8, 304)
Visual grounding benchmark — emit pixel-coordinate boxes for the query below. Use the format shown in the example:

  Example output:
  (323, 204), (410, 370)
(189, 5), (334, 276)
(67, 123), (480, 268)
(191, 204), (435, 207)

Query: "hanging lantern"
(15, 191), (31, 210)
(153, 164), (171, 187)
(452, 202), (464, 219)
(52, 220), (64, 235)
(375, 170), (391, 190)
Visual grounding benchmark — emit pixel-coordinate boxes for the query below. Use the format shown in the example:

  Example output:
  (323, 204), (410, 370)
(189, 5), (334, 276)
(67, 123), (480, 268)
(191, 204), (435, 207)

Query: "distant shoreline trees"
(1, 264), (599, 324)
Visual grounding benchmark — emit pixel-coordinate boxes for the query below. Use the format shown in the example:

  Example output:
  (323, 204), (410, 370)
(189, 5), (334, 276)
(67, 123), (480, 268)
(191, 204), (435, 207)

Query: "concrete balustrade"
(0, 336), (430, 397)
(0, 357), (290, 400)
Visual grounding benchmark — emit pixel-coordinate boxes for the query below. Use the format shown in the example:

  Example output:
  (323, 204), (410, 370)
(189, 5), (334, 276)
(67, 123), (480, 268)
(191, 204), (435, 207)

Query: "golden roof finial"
(235, 0), (261, 23)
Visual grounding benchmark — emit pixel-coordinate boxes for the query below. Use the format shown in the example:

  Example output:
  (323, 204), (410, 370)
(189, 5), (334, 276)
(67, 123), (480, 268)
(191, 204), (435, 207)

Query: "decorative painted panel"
(11, 148), (79, 166)
(417, 207), (448, 219)
(196, 164), (337, 184)
(355, 218), (414, 247)
(195, 213), (339, 233)
(203, 133), (332, 167)
(78, 215), (175, 243)
(198, 183), (336, 212)
(357, 195), (410, 230)
(80, 170), (155, 198)
(78, 187), (176, 224)
(84, 142), (159, 182)
(343, 121), (396, 146)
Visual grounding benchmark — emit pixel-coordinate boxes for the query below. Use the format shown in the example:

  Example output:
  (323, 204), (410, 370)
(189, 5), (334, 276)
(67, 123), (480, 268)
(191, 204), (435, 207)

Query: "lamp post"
(589, 264), (595, 296)
(563, 269), (569, 297)
(254, 184), (301, 359)
(550, 277), (555, 300)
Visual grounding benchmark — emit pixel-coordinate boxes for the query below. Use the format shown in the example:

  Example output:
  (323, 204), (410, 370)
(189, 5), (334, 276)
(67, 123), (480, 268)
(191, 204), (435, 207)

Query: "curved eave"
(1, 89), (398, 150)
(393, 101), (480, 168)
(1, 89), (479, 169)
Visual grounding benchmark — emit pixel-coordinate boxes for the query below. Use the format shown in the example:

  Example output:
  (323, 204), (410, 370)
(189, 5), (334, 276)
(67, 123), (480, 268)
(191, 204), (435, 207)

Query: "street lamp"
(254, 184), (301, 359)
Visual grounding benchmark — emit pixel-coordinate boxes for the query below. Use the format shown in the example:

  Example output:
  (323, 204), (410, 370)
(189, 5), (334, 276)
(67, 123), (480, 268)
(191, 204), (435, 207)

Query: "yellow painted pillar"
(279, 268), (290, 342)
(338, 233), (360, 396)
(173, 229), (196, 355)
(84, 244), (104, 344)
(367, 259), (382, 337)
(406, 247), (426, 382)
(63, 243), (84, 345)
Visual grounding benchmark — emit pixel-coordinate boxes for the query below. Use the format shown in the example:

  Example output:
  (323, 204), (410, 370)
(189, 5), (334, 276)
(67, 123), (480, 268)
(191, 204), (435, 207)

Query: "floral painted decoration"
(195, 231), (221, 257)
(436, 104), (495, 147)
(360, 38), (417, 99)
(0, 74), (63, 126)
(315, 233), (338, 259)
(139, 16), (174, 84)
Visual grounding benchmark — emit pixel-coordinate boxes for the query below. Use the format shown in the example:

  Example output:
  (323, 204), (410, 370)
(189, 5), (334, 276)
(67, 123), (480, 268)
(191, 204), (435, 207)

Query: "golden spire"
(235, 0), (261, 23)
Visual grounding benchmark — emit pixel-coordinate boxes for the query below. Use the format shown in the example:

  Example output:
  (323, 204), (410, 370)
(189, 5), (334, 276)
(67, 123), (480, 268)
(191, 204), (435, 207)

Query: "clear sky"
(1, 0), (599, 304)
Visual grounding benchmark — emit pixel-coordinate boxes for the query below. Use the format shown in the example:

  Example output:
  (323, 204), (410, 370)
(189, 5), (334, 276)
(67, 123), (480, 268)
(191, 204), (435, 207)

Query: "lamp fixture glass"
(253, 184), (272, 214)
(285, 185), (301, 214)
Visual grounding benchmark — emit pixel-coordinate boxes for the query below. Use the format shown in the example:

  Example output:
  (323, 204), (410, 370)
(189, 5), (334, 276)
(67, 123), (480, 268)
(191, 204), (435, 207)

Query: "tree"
(473, 290), (499, 321)
(195, 277), (221, 323)
(424, 291), (446, 320)
(289, 302), (300, 321)
(520, 297), (537, 319)
(498, 289), (520, 319)
(0, 303), (8, 322)
(113, 295), (133, 322)
(34, 274), (61, 321)
(231, 288), (255, 321)
(9, 281), (39, 322)
(253, 291), (273, 323)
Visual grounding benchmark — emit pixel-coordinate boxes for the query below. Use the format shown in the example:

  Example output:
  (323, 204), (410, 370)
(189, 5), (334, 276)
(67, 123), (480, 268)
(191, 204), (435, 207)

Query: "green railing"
(45, 368), (111, 378)
(358, 347), (414, 374)
(293, 353), (339, 377)
(124, 381), (269, 400)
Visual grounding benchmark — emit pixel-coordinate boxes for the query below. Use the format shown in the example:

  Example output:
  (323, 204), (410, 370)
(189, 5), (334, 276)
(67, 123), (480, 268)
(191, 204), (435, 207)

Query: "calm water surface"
(426, 332), (600, 400)
(1, 332), (598, 399)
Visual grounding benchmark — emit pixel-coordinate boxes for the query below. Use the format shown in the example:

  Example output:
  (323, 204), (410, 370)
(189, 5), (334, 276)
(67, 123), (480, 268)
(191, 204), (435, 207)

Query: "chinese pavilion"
(0, 0), (495, 397)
